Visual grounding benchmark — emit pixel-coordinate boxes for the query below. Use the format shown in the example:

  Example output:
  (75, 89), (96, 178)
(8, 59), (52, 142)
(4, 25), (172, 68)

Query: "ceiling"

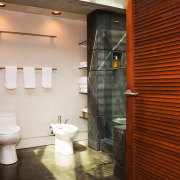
(2, 0), (126, 19)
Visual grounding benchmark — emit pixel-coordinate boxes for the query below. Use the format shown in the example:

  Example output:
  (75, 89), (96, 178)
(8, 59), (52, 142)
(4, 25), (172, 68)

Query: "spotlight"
(114, 20), (119, 23)
(52, 11), (61, 15)
(0, 3), (6, 7)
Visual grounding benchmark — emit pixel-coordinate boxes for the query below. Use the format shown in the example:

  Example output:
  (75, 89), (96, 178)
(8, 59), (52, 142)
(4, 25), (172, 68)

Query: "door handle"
(124, 89), (138, 96)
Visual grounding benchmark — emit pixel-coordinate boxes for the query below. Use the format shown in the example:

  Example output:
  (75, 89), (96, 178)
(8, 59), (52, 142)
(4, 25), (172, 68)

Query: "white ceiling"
(1, 0), (126, 20)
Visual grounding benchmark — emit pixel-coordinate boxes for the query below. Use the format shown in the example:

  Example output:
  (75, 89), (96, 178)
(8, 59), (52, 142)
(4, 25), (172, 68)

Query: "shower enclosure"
(87, 10), (126, 151)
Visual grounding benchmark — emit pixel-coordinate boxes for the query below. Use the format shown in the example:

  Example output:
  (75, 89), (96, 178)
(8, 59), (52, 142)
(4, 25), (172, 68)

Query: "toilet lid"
(0, 126), (20, 135)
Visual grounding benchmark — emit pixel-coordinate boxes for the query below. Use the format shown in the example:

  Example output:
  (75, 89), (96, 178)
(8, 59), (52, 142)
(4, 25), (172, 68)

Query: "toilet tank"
(0, 112), (17, 127)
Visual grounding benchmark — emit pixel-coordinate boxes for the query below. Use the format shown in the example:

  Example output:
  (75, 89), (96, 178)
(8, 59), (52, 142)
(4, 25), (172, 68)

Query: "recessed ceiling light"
(52, 11), (61, 15)
(0, 3), (6, 7)
(114, 20), (119, 23)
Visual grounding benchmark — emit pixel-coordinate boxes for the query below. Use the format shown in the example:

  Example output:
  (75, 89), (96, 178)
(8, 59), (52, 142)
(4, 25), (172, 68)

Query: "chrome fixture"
(64, 119), (68, 124)
(124, 89), (138, 96)
(58, 115), (61, 124)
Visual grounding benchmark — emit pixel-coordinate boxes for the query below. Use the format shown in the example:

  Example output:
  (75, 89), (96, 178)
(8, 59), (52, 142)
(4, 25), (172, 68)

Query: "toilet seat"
(0, 126), (20, 136)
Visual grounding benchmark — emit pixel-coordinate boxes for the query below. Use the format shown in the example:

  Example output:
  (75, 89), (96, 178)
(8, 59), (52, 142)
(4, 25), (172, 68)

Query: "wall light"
(114, 20), (120, 23)
(0, 3), (6, 7)
(52, 11), (61, 15)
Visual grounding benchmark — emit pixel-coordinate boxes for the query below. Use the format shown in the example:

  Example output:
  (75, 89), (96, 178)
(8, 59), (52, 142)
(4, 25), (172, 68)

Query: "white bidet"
(51, 124), (78, 155)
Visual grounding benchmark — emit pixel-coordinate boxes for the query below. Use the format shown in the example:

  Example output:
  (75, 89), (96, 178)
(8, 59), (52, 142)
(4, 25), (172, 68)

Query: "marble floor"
(0, 141), (117, 180)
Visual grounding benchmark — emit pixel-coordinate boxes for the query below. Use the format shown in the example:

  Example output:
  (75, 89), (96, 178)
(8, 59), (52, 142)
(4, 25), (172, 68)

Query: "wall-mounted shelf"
(79, 66), (87, 69)
(111, 67), (126, 70)
(78, 40), (87, 47)
(0, 67), (57, 71)
(90, 67), (126, 72)
(79, 116), (88, 120)
(0, 31), (57, 38)
(79, 92), (88, 94)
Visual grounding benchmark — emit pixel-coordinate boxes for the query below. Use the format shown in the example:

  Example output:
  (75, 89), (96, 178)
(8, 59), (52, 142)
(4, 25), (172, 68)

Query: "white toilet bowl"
(0, 113), (21, 165)
(51, 124), (78, 155)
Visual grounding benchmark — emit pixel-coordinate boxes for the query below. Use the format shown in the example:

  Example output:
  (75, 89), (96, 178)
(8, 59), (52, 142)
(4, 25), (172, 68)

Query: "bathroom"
(0, 0), (121, 179)
(0, 5), (88, 148)
(0, 0), (179, 180)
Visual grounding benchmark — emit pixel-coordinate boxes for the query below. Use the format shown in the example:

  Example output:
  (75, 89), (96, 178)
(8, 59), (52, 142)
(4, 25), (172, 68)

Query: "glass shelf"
(79, 116), (88, 120)
(79, 92), (88, 94)
(79, 66), (87, 69)
(78, 40), (87, 47)
(111, 67), (126, 70)
(90, 67), (126, 71)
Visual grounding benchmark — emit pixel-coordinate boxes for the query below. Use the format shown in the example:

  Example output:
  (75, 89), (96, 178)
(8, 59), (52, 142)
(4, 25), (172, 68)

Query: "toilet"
(51, 123), (78, 155)
(0, 112), (21, 165)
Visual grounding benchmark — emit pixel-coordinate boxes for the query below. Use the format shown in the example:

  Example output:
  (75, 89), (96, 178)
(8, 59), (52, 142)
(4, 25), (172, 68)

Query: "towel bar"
(0, 67), (57, 71)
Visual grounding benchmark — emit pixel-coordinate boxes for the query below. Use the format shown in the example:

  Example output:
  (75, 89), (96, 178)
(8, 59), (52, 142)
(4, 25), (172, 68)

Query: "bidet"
(51, 124), (78, 155)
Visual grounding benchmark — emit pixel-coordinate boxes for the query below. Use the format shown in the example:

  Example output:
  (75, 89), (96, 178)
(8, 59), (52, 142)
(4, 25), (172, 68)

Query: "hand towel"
(5, 66), (17, 89)
(79, 62), (87, 68)
(79, 85), (87, 89)
(42, 67), (52, 88)
(80, 62), (87, 66)
(23, 67), (36, 88)
(78, 76), (87, 85)
(80, 88), (88, 93)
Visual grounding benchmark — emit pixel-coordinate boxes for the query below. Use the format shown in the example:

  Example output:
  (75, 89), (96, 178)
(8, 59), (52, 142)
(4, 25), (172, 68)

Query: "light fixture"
(0, 3), (6, 7)
(52, 11), (61, 15)
(114, 20), (119, 23)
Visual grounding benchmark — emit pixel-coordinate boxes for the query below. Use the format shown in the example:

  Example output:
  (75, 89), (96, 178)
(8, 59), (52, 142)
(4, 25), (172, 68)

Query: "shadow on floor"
(0, 146), (56, 180)
(0, 141), (115, 180)
(73, 142), (87, 152)
(73, 142), (115, 180)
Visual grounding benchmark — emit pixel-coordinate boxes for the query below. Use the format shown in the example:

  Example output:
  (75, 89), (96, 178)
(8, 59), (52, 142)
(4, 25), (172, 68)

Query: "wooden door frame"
(126, 0), (134, 179)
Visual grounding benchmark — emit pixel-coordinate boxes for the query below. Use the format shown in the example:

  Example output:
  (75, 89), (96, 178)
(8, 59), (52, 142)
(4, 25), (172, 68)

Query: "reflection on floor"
(0, 140), (117, 180)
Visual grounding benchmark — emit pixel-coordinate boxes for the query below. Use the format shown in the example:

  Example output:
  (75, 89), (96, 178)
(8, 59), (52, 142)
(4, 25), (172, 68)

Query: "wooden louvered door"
(126, 0), (180, 179)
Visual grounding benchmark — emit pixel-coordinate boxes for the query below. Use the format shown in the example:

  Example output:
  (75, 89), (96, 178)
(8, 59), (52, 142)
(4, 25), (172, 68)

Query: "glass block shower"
(87, 10), (126, 151)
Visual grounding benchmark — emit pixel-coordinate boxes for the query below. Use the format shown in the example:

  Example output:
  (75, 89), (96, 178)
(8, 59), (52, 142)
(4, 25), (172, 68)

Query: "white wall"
(0, 10), (87, 149)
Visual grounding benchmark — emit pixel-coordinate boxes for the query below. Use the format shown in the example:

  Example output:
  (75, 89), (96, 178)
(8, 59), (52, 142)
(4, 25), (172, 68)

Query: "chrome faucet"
(64, 119), (68, 124)
(58, 115), (61, 124)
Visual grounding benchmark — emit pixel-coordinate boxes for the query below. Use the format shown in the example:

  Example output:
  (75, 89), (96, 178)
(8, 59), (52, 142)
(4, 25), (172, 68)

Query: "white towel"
(23, 67), (36, 88)
(5, 66), (17, 89)
(80, 88), (88, 93)
(79, 62), (87, 68)
(79, 85), (87, 89)
(80, 62), (87, 66)
(42, 67), (52, 88)
(78, 76), (87, 85)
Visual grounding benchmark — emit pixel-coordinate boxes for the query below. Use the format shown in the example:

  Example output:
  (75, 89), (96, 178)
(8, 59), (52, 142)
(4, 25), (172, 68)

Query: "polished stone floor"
(0, 141), (117, 180)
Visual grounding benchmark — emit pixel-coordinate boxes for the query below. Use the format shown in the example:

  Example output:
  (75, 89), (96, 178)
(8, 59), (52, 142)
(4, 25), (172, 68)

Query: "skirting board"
(17, 131), (88, 149)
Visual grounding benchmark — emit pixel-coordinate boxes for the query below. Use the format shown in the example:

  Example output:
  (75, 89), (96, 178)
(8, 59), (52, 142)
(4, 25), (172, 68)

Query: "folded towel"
(79, 85), (87, 89)
(42, 67), (52, 88)
(80, 88), (88, 93)
(5, 66), (17, 89)
(79, 62), (87, 68)
(23, 67), (36, 88)
(79, 65), (87, 68)
(80, 61), (87, 66)
(78, 76), (87, 85)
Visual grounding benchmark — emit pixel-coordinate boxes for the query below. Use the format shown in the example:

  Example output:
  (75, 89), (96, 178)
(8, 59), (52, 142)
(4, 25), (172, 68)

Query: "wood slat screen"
(132, 0), (180, 179)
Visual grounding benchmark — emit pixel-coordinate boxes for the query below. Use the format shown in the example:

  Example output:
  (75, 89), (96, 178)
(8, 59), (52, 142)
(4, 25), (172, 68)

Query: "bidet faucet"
(58, 115), (61, 124)
(64, 119), (68, 124)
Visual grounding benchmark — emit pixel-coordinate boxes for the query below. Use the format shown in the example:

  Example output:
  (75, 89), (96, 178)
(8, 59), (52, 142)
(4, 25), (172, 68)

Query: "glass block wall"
(87, 10), (126, 150)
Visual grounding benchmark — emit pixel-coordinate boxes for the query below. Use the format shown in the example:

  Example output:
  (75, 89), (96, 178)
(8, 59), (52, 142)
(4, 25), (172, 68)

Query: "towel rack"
(0, 31), (57, 38)
(0, 67), (57, 71)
